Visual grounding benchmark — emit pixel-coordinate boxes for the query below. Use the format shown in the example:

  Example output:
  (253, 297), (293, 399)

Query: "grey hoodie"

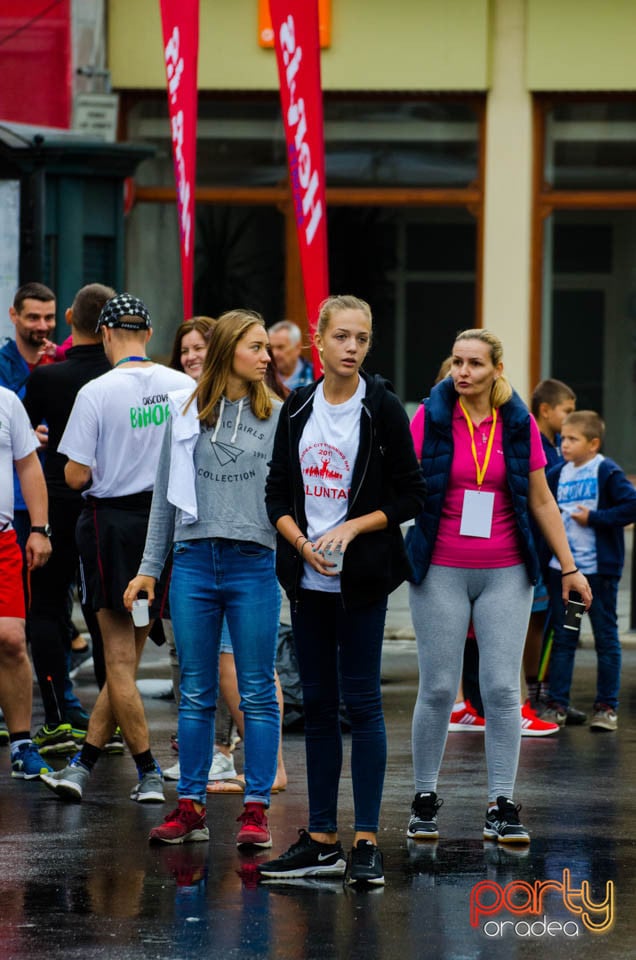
(139, 395), (281, 579)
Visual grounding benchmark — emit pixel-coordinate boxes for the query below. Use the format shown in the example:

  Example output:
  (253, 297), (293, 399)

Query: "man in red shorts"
(0, 384), (53, 779)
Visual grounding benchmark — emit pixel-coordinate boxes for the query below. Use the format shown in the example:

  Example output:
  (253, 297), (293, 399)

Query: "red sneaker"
(449, 699), (485, 732)
(236, 802), (272, 848)
(149, 798), (210, 844)
(520, 700), (559, 737)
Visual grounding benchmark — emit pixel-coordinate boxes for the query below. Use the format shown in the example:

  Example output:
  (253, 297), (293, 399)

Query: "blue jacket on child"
(546, 458), (636, 578)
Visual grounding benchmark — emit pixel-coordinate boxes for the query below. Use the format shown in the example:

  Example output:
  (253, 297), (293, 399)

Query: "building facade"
(109, 0), (636, 468)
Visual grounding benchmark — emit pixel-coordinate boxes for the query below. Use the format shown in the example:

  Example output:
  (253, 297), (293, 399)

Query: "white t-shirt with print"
(299, 377), (366, 592)
(0, 386), (39, 528)
(59, 365), (192, 498)
(550, 453), (603, 575)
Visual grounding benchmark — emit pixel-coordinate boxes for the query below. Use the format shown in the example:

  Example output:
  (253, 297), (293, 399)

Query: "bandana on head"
(96, 293), (152, 331)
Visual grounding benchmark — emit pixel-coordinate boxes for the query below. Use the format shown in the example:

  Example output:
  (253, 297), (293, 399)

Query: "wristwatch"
(31, 524), (52, 537)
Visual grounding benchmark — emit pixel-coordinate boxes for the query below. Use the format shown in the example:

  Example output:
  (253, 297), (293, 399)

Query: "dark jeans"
(548, 570), (621, 710)
(292, 590), (388, 834)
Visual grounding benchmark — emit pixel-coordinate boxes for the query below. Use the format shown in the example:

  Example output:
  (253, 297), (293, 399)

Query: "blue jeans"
(548, 570), (621, 710)
(292, 590), (388, 834)
(169, 538), (280, 805)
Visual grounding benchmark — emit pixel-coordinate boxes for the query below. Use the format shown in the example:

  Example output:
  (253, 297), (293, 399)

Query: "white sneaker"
(208, 751), (237, 781)
(165, 753), (237, 782)
(164, 761), (180, 781)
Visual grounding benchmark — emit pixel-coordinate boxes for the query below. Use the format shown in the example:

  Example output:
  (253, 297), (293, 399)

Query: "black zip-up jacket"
(265, 370), (426, 610)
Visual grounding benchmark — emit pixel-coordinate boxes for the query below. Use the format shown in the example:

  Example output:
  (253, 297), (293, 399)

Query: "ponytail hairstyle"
(190, 309), (273, 425)
(316, 294), (373, 340)
(453, 328), (513, 408)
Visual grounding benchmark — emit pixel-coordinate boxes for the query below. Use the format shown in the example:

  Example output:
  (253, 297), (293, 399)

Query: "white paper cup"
(324, 545), (344, 573)
(132, 598), (150, 627)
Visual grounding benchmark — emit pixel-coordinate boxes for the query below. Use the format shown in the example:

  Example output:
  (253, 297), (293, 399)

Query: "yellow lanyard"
(459, 399), (497, 488)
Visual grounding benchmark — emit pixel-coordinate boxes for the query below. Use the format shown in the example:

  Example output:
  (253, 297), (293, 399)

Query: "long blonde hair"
(454, 328), (513, 408)
(191, 310), (273, 424)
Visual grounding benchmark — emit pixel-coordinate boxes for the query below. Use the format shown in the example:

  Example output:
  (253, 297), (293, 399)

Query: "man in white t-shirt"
(0, 385), (54, 780)
(41, 294), (191, 807)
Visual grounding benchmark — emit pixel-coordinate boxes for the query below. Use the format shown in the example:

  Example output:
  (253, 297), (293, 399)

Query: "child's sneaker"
(11, 742), (54, 780)
(258, 829), (346, 879)
(520, 700), (560, 737)
(536, 701), (567, 727)
(448, 700), (485, 732)
(149, 799), (209, 844)
(236, 802), (272, 848)
(590, 704), (618, 732)
(483, 796), (530, 844)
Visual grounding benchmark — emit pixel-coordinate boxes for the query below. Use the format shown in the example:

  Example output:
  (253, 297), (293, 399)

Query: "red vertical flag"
(269, 1), (329, 374)
(159, 0), (199, 320)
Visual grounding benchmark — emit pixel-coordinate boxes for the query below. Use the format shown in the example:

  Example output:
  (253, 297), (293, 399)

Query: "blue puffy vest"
(405, 377), (539, 585)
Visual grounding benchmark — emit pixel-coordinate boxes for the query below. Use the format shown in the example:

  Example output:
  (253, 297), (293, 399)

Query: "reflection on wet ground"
(0, 645), (634, 959)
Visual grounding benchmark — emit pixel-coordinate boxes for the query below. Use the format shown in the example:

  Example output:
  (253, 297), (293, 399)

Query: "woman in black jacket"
(260, 294), (425, 886)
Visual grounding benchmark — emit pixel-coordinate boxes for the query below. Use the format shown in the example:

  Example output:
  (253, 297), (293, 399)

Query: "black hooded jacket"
(265, 370), (426, 610)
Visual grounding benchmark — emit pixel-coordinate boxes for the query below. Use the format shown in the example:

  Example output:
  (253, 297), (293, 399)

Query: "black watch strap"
(31, 524), (52, 537)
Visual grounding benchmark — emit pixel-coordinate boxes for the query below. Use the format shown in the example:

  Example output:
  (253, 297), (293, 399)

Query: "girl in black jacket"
(260, 294), (425, 886)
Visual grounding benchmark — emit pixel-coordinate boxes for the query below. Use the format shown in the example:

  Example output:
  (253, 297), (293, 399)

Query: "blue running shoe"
(11, 742), (54, 780)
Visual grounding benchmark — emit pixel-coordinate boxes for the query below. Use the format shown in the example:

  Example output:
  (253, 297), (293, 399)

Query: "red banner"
(159, 0), (199, 320)
(269, 1), (329, 375)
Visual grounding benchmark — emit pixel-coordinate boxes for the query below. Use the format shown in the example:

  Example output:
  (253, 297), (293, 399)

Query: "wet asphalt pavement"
(1, 639), (635, 960)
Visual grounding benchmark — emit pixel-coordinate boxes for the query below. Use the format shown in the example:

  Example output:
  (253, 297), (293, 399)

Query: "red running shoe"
(236, 802), (272, 848)
(448, 700), (485, 732)
(149, 798), (209, 844)
(520, 700), (559, 737)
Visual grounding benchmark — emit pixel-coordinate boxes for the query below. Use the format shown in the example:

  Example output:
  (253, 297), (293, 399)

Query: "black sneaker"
(257, 829), (346, 879)
(345, 840), (385, 886)
(565, 705), (587, 726)
(406, 792), (443, 840)
(483, 797), (530, 844)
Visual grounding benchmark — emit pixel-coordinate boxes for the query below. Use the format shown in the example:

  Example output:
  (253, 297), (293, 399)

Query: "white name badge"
(460, 489), (495, 538)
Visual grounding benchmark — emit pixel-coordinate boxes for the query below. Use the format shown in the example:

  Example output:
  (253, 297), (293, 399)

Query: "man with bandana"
(40, 294), (191, 806)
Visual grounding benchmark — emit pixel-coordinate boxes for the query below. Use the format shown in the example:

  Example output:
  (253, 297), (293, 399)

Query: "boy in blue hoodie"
(544, 411), (636, 731)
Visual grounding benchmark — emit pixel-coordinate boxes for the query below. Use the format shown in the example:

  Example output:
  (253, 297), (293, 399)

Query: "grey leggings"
(410, 563), (533, 800)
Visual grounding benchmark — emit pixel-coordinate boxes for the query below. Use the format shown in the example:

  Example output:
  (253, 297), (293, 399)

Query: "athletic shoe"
(65, 708), (90, 744)
(11, 742), (54, 780)
(258, 829), (346, 879)
(32, 722), (77, 756)
(520, 701), (560, 737)
(165, 753), (238, 783)
(590, 704), (618, 732)
(236, 802), (272, 848)
(483, 796), (530, 844)
(0, 724), (9, 747)
(40, 757), (89, 799)
(209, 751), (237, 781)
(345, 840), (385, 886)
(104, 727), (125, 755)
(565, 705), (588, 726)
(69, 646), (93, 677)
(448, 700), (485, 732)
(539, 702), (567, 726)
(406, 791), (443, 840)
(149, 798), (209, 844)
(130, 768), (165, 803)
